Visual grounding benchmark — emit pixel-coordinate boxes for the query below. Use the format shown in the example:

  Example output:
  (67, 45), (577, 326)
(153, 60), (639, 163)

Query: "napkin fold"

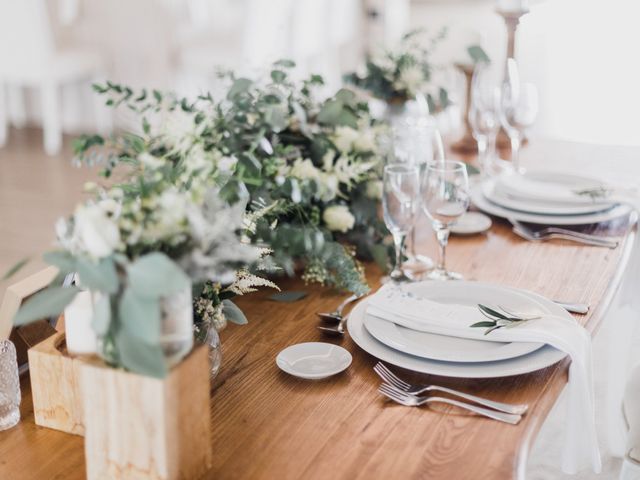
(495, 172), (640, 212)
(367, 284), (602, 474)
(495, 173), (610, 206)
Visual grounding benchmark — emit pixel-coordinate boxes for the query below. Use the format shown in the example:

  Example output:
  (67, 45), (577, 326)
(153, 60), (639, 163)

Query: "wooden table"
(1, 139), (638, 479)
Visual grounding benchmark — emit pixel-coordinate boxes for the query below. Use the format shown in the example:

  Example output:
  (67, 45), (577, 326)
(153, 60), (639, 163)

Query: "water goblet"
(499, 59), (539, 174)
(382, 164), (421, 283)
(422, 161), (470, 281)
(469, 64), (501, 176)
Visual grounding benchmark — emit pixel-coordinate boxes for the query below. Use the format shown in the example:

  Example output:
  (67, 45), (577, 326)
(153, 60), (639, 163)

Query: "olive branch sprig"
(470, 304), (541, 335)
(573, 186), (612, 201)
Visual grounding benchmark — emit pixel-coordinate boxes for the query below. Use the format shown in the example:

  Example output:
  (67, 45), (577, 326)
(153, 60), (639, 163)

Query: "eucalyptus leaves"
(14, 175), (274, 377)
(74, 61), (391, 295)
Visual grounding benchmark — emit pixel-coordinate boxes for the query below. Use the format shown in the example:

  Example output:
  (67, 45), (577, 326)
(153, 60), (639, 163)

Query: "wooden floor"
(0, 128), (99, 297)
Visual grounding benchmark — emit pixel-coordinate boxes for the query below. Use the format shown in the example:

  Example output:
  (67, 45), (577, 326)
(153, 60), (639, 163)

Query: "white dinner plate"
(363, 282), (545, 362)
(276, 342), (352, 379)
(348, 282), (572, 378)
(484, 179), (614, 216)
(472, 183), (631, 225)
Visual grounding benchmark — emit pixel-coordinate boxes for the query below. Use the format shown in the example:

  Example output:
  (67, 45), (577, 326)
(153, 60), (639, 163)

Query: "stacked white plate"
(348, 281), (573, 378)
(471, 171), (631, 225)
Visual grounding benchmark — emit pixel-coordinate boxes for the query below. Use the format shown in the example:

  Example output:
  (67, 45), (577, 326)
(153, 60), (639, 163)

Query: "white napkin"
(495, 172), (640, 212)
(495, 173), (610, 206)
(367, 284), (602, 474)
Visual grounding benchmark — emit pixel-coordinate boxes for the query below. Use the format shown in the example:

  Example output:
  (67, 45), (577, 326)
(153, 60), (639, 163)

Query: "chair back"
(0, 0), (55, 78)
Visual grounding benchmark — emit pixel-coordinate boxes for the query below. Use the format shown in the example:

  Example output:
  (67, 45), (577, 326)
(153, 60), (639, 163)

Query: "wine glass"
(499, 59), (539, 174)
(469, 64), (501, 176)
(382, 164), (421, 283)
(422, 161), (470, 281)
(389, 119), (445, 277)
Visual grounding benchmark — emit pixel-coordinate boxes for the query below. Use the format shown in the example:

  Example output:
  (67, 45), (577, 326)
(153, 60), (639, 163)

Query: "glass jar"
(0, 340), (20, 430)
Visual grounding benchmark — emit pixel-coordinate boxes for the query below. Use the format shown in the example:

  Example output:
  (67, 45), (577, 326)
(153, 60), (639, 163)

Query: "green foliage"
(344, 28), (449, 108)
(13, 286), (80, 326)
(75, 61), (391, 295)
(467, 45), (490, 64)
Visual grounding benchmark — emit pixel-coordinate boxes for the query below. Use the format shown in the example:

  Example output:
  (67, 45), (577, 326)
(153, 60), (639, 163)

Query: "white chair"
(0, 0), (108, 155)
(176, 0), (294, 97)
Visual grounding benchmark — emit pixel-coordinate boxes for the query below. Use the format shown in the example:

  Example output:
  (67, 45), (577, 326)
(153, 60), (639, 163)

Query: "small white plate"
(276, 342), (352, 380)
(450, 212), (492, 235)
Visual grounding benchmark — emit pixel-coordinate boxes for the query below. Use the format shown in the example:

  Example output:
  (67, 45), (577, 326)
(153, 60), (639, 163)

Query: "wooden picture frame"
(0, 266), (61, 372)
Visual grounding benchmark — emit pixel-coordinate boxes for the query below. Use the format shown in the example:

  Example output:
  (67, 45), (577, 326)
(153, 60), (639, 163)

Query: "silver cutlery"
(378, 384), (522, 425)
(509, 219), (619, 248)
(374, 363), (528, 415)
(317, 313), (349, 335)
(512, 224), (618, 248)
(317, 294), (361, 322)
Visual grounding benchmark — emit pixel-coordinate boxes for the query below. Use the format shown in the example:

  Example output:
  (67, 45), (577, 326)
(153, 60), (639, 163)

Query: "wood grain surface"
(0, 139), (638, 480)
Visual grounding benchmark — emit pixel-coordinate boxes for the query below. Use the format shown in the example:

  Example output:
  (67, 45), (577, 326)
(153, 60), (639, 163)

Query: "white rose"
(290, 158), (320, 180)
(396, 64), (425, 97)
(158, 190), (188, 232)
(332, 126), (359, 153)
(365, 180), (383, 199)
(354, 130), (376, 152)
(73, 204), (121, 259)
(323, 205), (355, 233)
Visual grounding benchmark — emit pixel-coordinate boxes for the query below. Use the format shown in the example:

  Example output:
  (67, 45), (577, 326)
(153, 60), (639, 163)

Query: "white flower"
(395, 64), (425, 97)
(317, 173), (339, 202)
(322, 150), (335, 171)
(332, 126), (360, 153)
(323, 205), (355, 233)
(218, 155), (238, 173)
(73, 204), (121, 259)
(289, 158), (320, 180)
(366, 180), (383, 199)
(138, 153), (164, 169)
(353, 130), (376, 152)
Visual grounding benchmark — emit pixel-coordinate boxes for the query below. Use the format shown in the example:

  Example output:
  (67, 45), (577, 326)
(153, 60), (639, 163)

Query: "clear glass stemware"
(499, 59), (539, 174)
(389, 119), (445, 278)
(382, 164), (421, 283)
(469, 64), (501, 176)
(422, 161), (470, 281)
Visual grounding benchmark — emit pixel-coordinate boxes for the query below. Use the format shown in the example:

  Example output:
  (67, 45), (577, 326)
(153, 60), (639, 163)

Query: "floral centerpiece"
(73, 61), (391, 295)
(344, 29), (450, 112)
(13, 168), (276, 378)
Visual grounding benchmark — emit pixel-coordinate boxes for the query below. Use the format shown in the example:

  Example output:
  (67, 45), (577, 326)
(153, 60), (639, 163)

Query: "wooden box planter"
(80, 345), (213, 480)
(28, 331), (85, 435)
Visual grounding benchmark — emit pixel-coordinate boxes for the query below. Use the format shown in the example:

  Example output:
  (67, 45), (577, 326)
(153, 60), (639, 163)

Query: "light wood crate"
(28, 331), (85, 435)
(80, 345), (213, 480)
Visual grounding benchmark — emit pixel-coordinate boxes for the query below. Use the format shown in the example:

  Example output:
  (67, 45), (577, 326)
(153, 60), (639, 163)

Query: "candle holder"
(450, 62), (478, 154)
(496, 7), (529, 148)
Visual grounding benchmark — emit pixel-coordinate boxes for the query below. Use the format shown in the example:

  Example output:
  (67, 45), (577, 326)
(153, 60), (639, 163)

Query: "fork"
(378, 384), (522, 425)
(509, 219), (618, 248)
(511, 220), (620, 244)
(317, 294), (361, 322)
(374, 362), (528, 415)
(512, 225), (618, 248)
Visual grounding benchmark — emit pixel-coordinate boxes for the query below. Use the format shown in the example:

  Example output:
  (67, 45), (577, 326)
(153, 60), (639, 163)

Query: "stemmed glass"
(382, 164), (421, 283)
(499, 59), (539, 174)
(422, 161), (470, 281)
(390, 119), (444, 278)
(469, 64), (501, 177)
